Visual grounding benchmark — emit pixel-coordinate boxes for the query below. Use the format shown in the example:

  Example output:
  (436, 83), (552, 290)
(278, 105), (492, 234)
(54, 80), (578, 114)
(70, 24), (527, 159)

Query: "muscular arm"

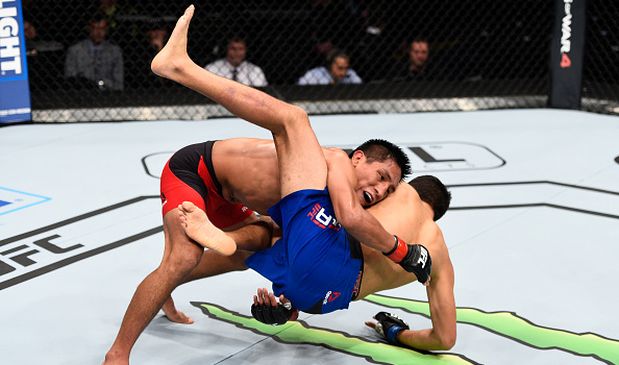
(325, 149), (395, 253)
(396, 242), (456, 350)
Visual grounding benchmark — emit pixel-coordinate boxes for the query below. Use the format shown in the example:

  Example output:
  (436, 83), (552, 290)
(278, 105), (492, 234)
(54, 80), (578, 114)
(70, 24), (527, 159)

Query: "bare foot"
(178, 201), (237, 256)
(102, 351), (128, 365)
(151, 5), (195, 79)
(162, 296), (194, 324)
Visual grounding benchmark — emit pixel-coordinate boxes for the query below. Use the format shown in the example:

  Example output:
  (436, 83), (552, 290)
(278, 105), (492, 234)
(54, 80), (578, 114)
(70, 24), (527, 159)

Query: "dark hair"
(350, 139), (411, 180)
(326, 49), (350, 67)
(89, 13), (108, 25)
(227, 36), (246, 46)
(410, 37), (429, 46)
(409, 175), (451, 221)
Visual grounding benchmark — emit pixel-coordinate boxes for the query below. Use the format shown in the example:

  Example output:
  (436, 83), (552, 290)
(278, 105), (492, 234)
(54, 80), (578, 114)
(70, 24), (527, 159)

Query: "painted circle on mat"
(616, 156), (619, 164)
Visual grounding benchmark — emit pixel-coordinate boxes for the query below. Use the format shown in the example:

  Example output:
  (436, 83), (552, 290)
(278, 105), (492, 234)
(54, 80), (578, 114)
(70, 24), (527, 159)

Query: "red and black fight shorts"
(160, 141), (254, 229)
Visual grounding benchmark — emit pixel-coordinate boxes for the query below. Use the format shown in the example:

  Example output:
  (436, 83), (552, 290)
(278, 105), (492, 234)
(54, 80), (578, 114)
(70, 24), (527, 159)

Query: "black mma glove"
(373, 311), (410, 345)
(251, 301), (294, 325)
(384, 236), (432, 285)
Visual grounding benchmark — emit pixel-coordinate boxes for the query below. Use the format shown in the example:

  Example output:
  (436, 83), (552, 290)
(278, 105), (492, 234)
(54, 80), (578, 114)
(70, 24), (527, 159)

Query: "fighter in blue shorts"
(104, 7), (436, 363)
(246, 188), (364, 314)
(154, 5), (430, 319)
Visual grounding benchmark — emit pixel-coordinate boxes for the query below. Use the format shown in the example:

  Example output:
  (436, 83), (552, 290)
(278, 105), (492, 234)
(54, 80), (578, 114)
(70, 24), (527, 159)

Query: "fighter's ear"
(351, 150), (365, 166)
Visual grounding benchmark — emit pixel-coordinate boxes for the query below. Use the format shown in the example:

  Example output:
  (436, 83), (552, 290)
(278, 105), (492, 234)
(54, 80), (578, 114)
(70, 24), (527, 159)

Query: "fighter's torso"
(211, 138), (282, 215)
(356, 183), (443, 298)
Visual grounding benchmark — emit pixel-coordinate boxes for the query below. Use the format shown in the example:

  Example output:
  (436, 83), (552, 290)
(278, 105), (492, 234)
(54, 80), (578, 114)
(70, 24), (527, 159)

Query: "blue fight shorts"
(245, 188), (364, 314)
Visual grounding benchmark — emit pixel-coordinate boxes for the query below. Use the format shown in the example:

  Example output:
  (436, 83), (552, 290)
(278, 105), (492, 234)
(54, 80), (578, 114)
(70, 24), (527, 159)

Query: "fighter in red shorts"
(104, 7), (416, 364)
(160, 141), (253, 228)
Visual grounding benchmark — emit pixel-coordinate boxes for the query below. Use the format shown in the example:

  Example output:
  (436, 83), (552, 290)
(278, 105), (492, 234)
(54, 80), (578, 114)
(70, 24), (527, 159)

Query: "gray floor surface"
(1, 109), (618, 364)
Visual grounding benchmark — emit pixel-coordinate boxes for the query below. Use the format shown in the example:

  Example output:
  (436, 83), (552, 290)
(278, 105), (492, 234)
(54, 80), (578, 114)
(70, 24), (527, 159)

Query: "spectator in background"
(205, 36), (268, 87)
(64, 15), (124, 90)
(393, 38), (431, 81)
(24, 20), (63, 56)
(297, 49), (362, 85)
(24, 20), (64, 91)
(408, 38), (430, 77)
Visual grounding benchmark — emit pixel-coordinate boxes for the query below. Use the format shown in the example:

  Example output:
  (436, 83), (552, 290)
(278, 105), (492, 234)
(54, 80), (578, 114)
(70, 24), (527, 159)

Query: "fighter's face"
(351, 151), (401, 207)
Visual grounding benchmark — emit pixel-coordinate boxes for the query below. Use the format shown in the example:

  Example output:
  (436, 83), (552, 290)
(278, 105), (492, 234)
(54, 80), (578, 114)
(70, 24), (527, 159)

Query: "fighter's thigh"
(161, 208), (203, 268)
(273, 109), (328, 197)
(189, 249), (251, 280)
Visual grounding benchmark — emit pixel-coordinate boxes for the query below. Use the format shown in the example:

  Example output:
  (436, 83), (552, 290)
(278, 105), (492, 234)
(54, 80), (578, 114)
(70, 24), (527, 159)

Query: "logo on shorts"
(307, 203), (341, 231)
(323, 290), (341, 305)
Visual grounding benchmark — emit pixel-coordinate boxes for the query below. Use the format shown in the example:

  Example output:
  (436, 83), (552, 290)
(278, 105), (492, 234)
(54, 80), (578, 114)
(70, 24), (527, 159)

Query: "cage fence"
(20, 0), (617, 122)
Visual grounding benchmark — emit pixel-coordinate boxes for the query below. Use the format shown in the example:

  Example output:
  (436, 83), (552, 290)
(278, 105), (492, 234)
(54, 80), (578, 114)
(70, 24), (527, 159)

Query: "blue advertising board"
(0, 0), (31, 123)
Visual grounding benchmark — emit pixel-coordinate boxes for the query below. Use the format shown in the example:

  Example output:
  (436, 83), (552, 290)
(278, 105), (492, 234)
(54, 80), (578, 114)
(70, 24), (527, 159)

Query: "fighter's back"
(212, 138), (282, 214)
(356, 182), (448, 297)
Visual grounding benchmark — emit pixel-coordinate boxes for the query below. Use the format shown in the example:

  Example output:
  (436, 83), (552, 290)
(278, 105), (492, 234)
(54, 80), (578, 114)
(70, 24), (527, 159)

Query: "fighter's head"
(409, 175), (451, 221)
(349, 139), (411, 207)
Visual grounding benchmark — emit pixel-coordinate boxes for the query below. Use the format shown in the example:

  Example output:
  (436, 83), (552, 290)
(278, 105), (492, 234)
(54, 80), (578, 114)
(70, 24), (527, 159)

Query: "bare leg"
(103, 210), (202, 364)
(162, 210), (272, 323)
(151, 5), (327, 197)
(161, 248), (253, 323)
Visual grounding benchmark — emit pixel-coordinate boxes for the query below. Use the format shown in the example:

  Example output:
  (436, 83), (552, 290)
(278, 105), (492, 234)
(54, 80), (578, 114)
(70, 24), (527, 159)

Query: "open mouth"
(363, 191), (373, 205)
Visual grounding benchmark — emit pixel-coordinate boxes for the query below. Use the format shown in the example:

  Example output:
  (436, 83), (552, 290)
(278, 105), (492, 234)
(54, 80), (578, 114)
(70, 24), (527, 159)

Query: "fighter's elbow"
(435, 331), (456, 350)
(336, 206), (363, 228)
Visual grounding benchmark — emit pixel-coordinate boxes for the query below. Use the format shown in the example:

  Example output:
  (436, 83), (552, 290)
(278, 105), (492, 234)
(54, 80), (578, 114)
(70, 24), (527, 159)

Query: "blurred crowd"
(23, 0), (551, 93)
(23, 0), (455, 92)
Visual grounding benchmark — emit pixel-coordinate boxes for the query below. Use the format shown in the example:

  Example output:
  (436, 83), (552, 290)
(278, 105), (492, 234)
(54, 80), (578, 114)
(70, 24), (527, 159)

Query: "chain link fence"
(582, 0), (619, 114)
(21, 1), (574, 122)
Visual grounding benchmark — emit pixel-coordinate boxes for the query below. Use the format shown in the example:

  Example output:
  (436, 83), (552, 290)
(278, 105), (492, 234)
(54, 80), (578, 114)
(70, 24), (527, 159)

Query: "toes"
(185, 5), (195, 17)
(181, 201), (195, 212)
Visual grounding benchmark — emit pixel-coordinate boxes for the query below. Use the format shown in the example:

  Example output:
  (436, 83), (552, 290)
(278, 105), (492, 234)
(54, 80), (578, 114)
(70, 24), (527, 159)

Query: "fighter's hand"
(384, 236), (432, 286)
(260, 215), (282, 239)
(365, 311), (410, 345)
(251, 288), (298, 325)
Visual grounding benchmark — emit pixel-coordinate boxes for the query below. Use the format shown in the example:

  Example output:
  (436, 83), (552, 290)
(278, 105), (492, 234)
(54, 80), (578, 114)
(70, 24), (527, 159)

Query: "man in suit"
(64, 15), (124, 90)
(205, 36), (268, 87)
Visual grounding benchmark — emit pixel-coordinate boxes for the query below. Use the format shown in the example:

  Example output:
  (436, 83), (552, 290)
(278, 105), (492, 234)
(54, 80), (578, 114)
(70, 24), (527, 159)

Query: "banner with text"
(549, 0), (587, 109)
(0, 0), (30, 123)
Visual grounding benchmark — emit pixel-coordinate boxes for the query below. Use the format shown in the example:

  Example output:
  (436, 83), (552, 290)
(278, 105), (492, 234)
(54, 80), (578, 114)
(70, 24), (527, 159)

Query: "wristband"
(384, 235), (408, 263)
(386, 324), (405, 344)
